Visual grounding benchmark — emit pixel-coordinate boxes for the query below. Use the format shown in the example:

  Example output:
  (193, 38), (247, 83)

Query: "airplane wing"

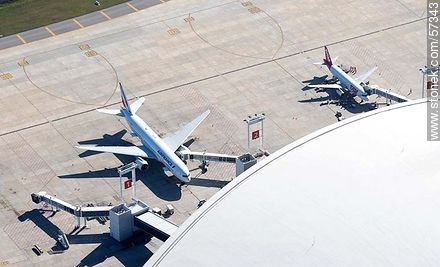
(76, 145), (156, 159)
(96, 108), (122, 116)
(354, 66), (378, 83)
(163, 110), (211, 152)
(306, 84), (342, 89)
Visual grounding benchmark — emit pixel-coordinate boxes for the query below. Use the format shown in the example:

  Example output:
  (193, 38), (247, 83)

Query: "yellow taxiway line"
(127, 3), (139, 12)
(45, 27), (56, 36)
(100, 11), (111, 20)
(73, 19), (84, 28)
(16, 34), (27, 44)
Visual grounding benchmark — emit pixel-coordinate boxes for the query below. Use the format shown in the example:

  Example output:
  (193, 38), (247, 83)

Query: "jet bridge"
(134, 212), (177, 242)
(31, 192), (112, 218)
(365, 85), (410, 103)
(178, 150), (237, 163)
(31, 192), (177, 242)
(177, 150), (259, 176)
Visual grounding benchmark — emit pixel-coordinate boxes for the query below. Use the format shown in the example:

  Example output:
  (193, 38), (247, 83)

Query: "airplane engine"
(135, 157), (149, 170)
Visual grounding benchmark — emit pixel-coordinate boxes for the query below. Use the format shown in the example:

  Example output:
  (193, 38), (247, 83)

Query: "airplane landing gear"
(199, 160), (209, 174)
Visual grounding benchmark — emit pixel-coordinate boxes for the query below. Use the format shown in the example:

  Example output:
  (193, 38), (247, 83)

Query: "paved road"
(0, 0), (164, 50)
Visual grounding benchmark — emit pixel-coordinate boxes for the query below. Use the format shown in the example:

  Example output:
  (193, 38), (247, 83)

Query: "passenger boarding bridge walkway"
(364, 85), (410, 104)
(29, 153), (260, 245)
(31, 192), (177, 243)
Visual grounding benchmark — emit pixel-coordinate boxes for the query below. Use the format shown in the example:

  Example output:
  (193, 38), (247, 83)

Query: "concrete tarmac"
(0, 0), (426, 265)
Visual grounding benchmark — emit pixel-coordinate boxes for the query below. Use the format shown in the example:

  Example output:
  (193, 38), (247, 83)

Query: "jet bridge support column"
(244, 113), (266, 150)
(236, 153), (257, 176)
(419, 66), (439, 98)
(109, 204), (133, 242)
(117, 162), (137, 203)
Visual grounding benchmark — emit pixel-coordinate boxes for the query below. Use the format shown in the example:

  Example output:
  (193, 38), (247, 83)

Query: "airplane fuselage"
(122, 109), (191, 183)
(329, 64), (369, 101)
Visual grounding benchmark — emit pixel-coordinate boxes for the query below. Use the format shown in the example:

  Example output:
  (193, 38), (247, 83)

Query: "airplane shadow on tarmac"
(18, 209), (152, 266)
(300, 75), (377, 114)
(72, 230), (153, 267)
(188, 177), (229, 188)
(187, 168), (230, 189)
(58, 130), (182, 201)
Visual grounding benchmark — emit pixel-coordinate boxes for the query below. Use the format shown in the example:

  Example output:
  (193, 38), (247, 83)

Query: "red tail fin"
(323, 46), (332, 67)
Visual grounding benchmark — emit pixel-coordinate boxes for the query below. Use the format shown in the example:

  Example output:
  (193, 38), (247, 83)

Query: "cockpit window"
(182, 174), (189, 178)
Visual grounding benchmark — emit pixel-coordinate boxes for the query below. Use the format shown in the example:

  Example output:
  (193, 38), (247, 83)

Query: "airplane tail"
(323, 46), (332, 67)
(119, 82), (132, 114)
(96, 82), (145, 116)
(313, 46), (336, 67)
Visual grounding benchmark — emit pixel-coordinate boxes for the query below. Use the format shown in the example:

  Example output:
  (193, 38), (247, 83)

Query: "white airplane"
(76, 83), (210, 183)
(307, 46), (377, 102)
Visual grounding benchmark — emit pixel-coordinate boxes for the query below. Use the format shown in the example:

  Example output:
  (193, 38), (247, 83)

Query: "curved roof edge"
(147, 98), (427, 266)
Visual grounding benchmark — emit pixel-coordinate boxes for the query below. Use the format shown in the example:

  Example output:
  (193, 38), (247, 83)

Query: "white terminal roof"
(147, 99), (440, 266)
